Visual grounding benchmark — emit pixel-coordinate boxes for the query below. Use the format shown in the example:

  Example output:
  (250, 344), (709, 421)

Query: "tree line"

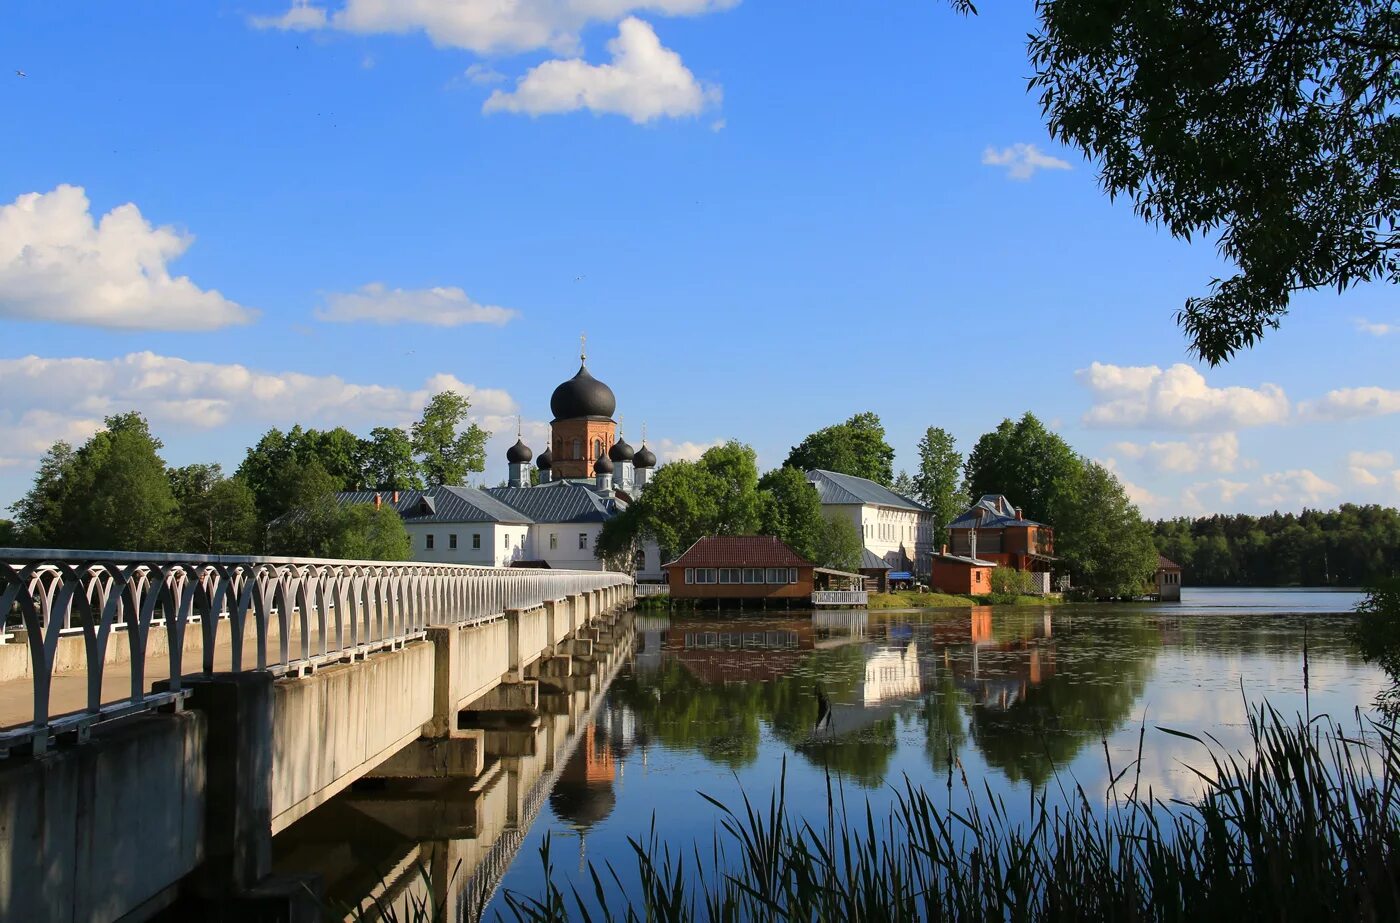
(2, 391), (489, 561)
(1153, 507), (1400, 588)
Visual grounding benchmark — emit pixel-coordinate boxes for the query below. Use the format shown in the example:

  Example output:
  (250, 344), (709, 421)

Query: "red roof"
(664, 535), (812, 569)
(1158, 554), (1181, 569)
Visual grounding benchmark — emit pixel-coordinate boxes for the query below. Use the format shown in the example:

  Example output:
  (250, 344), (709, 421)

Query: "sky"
(1, 0), (1397, 520)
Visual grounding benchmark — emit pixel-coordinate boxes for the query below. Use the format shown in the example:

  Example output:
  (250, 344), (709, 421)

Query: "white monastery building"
(806, 469), (935, 578)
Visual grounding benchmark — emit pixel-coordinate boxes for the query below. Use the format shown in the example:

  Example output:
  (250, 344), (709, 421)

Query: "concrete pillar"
(506, 607), (524, 679)
(367, 733), (483, 779)
(543, 598), (564, 650)
(424, 626), (460, 738)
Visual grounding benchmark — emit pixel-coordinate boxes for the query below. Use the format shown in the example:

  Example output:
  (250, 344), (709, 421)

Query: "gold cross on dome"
(580, 333), (587, 363)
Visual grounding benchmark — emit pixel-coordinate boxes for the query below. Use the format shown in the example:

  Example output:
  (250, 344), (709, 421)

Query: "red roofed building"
(663, 536), (816, 602)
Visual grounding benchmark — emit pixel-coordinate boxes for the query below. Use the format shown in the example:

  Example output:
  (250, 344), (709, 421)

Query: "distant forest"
(1152, 505), (1400, 588)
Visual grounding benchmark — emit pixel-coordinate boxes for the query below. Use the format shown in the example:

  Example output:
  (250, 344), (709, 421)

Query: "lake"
(273, 588), (1386, 920)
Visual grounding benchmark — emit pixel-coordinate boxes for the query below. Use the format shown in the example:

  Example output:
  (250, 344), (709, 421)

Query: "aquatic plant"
(501, 705), (1400, 922)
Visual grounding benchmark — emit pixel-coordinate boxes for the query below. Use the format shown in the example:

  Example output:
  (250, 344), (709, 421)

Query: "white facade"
(825, 502), (935, 575)
(404, 521), (530, 568)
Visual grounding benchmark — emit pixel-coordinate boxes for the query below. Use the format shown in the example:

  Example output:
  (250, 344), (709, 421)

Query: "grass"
(347, 705), (1400, 922)
(503, 705), (1400, 922)
(867, 590), (979, 609)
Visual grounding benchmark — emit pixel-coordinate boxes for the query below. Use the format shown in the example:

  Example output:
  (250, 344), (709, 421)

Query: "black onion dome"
(506, 438), (533, 464)
(550, 364), (617, 421)
(593, 453), (614, 474)
(608, 437), (634, 462)
(549, 784), (616, 830)
(537, 447), (553, 469)
(633, 444), (657, 468)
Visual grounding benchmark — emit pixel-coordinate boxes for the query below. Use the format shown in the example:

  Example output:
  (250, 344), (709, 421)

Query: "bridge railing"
(0, 548), (631, 756)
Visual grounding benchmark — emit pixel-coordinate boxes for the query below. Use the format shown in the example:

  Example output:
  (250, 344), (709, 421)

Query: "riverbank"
(868, 590), (1060, 609)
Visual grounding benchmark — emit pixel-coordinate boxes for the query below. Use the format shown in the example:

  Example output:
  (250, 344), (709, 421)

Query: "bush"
(990, 567), (1037, 596)
(1353, 578), (1400, 714)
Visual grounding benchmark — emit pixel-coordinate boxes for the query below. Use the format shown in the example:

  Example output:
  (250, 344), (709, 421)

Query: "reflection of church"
(548, 703), (641, 863)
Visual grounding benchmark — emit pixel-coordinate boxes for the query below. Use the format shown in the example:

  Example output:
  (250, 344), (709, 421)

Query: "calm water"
(275, 588), (1386, 919)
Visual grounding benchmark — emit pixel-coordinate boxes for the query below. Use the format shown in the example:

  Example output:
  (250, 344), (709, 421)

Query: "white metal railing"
(634, 583), (669, 597)
(812, 590), (869, 606)
(0, 548), (631, 755)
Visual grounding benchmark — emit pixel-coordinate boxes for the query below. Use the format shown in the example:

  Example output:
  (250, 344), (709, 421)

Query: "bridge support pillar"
(366, 732), (484, 779)
(565, 593), (583, 636)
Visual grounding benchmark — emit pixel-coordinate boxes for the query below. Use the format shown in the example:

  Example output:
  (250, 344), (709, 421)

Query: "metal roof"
(332, 486), (530, 524)
(947, 494), (1045, 529)
(663, 535), (812, 569)
(860, 548), (892, 570)
(806, 469), (929, 512)
(485, 480), (618, 524)
(931, 552), (998, 567)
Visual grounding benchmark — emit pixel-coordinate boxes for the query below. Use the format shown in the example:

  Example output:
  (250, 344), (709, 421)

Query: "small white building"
(807, 469), (935, 578)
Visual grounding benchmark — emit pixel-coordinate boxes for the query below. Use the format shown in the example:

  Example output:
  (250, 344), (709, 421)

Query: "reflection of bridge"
(0, 549), (633, 922)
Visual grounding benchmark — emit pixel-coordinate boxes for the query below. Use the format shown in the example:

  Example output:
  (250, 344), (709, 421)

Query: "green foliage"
(169, 464), (259, 554)
(1028, 0), (1400, 365)
(11, 414), (178, 551)
(912, 426), (967, 541)
(758, 467), (825, 561)
(963, 413), (1079, 525)
(1153, 505), (1400, 587)
(334, 504), (412, 561)
(784, 412), (895, 486)
(1353, 579), (1400, 714)
(411, 391), (488, 487)
(1055, 461), (1158, 598)
(0, 519), (16, 546)
(990, 567), (1038, 597)
(597, 442), (761, 561)
(813, 513), (863, 572)
(362, 426), (424, 491)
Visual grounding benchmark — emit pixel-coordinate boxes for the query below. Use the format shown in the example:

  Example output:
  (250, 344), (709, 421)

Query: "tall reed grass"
(350, 706), (1400, 922)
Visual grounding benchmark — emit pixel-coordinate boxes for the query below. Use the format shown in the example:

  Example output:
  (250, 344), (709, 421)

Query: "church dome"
(608, 437), (634, 462)
(506, 438), (533, 464)
(633, 444), (657, 468)
(550, 364), (616, 421)
(594, 453), (614, 474)
(537, 447), (553, 470)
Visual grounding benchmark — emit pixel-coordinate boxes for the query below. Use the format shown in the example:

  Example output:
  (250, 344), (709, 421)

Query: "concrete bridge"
(0, 549), (634, 922)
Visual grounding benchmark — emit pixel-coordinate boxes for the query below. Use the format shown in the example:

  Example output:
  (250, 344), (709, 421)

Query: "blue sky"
(2, 0), (1397, 518)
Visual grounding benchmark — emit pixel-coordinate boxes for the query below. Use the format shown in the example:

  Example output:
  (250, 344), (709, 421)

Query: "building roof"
(664, 535), (813, 569)
(633, 443), (657, 468)
(1158, 554), (1182, 570)
(806, 469), (929, 512)
(550, 362), (616, 421)
(932, 551), (998, 567)
(506, 438), (533, 464)
(608, 437), (634, 462)
(860, 548), (891, 571)
(947, 494), (1045, 530)
(485, 479), (619, 524)
(332, 486), (531, 524)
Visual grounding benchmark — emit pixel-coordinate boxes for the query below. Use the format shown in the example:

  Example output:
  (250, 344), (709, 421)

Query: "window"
(695, 568), (716, 584)
(449, 534), (458, 549)
(504, 533), (511, 548)
(789, 568), (798, 583)
(549, 533), (558, 550)
(634, 549), (646, 570)
(743, 568), (764, 584)
(472, 533), (481, 549)
(426, 534), (435, 550)
(685, 568), (694, 584)
(579, 533), (588, 550)
(766, 568), (786, 584)
(719, 568), (740, 584)
(594, 438), (603, 459)
(572, 437), (582, 459)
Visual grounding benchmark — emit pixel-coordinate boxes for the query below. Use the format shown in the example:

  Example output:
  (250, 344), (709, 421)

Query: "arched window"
(572, 438), (582, 459)
(594, 438), (603, 459)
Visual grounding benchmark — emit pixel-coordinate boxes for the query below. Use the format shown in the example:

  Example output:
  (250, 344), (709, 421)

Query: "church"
(341, 349), (664, 580)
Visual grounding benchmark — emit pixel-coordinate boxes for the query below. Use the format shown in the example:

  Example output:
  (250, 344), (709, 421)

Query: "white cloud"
(252, 0), (736, 55)
(1355, 318), (1396, 337)
(0, 185), (256, 331)
(1347, 450), (1400, 491)
(0, 353), (517, 446)
(1078, 363), (1290, 431)
(251, 0), (328, 30)
(1299, 386), (1400, 421)
(484, 18), (718, 123)
(981, 143), (1071, 180)
(463, 63), (506, 85)
(655, 437), (723, 463)
(315, 282), (520, 327)
(1112, 433), (1242, 474)
(1253, 469), (1340, 508)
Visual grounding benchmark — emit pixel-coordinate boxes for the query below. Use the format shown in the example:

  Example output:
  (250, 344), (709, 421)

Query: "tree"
(0, 519), (17, 546)
(697, 441), (762, 536)
(1054, 461), (1159, 598)
(331, 504), (412, 561)
(1027, 0), (1399, 364)
(169, 464), (258, 555)
(1353, 579), (1400, 714)
(361, 426), (424, 491)
(912, 427), (966, 543)
(783, 412), (895, 486)
(9, 441), (76, 546)
(963, 413), (1080, 525)
(890, 471), (917, 499)
(813, 514), (863, 572)
(412, 391), (489, 487)
(758, 467), (825, 561)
